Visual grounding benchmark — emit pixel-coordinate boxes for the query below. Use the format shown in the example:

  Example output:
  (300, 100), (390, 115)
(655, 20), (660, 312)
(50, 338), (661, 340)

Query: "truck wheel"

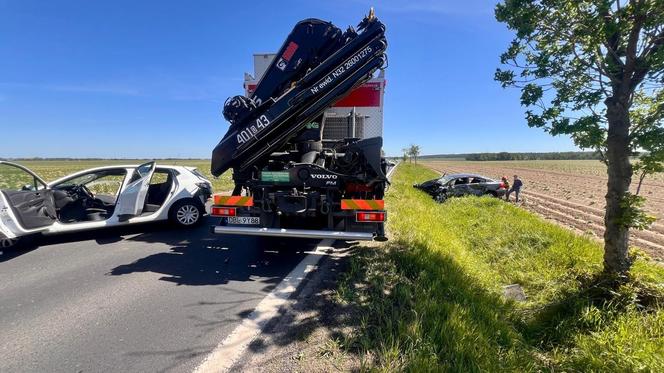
(169, 199), (204, 227)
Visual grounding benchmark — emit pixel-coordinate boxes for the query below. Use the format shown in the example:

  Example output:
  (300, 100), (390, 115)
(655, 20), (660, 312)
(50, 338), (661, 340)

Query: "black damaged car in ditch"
(413, 173), (507, 202)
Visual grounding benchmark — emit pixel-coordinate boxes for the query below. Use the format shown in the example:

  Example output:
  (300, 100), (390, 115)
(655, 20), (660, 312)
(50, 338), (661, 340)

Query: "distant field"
(422, 159), (664, 257)
(422, 158), (664, 181)
(0, 160), (234, 192)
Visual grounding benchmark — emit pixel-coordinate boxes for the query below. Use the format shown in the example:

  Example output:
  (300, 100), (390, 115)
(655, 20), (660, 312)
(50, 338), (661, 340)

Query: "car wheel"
(169, 199), (204, 227)
(434, 193), (447, 203)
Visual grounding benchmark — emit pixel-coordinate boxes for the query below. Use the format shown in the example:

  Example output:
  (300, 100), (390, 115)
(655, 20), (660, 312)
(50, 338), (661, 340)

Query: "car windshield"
(58, 173), (98, 187)
(58, 173), (103, 188)
(439, 175), (455, 184)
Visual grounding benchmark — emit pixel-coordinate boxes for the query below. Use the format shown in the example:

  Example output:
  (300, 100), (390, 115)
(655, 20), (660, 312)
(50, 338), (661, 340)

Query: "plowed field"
(422, 160), (664, 260)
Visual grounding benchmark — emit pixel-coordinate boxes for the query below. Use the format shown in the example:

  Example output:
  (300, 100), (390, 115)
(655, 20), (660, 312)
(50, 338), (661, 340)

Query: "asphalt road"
(0, 217), (313, 372)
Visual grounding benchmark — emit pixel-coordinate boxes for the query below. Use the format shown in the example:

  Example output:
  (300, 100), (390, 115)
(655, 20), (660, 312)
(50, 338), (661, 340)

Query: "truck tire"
(169, 199), (204, 227)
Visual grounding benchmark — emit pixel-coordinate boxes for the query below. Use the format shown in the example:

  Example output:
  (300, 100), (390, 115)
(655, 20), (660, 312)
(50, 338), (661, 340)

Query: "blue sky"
(0, 0), (579, 158)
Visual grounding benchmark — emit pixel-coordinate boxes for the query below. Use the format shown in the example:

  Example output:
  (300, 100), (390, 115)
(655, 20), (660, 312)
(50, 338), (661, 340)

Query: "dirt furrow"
(497, 164), (664, 188)
(422, 161), (664, 259)
(523, 190), (664, 235)
(425, 162), (664, 219)
(525, 192), (664, 247)
(525, 197), (664, 259)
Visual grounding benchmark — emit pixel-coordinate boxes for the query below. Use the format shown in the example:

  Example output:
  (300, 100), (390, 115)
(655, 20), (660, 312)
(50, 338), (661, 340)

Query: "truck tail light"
(211, 206), (237, 217)
(356, 211), (385, 222)
(345, 183), (373, 193)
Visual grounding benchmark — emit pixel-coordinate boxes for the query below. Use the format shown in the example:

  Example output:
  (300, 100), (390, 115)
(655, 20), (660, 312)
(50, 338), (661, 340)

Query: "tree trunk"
(635, 171), (646, 196)
(603, 97), (633, 274)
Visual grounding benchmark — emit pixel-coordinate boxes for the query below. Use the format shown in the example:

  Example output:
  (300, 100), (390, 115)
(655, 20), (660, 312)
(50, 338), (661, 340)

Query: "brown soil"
(423, 161), (664, 261)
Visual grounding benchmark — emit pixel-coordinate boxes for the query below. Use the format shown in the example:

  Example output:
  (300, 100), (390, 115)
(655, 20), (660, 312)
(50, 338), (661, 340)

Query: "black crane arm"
(211, 11), (387, 177)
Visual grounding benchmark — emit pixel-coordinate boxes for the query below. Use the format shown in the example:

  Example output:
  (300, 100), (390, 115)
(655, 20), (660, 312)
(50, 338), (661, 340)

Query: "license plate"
(227, 216), (260, 225)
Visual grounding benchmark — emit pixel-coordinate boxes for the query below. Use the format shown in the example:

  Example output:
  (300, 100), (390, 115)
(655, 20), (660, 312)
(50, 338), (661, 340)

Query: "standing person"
(507, 175), (523, 202)
(501, 176), (510, 201)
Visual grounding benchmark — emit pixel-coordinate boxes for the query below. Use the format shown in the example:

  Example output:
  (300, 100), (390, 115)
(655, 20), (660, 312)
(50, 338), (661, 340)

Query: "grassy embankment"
(337, 163), (664, 371)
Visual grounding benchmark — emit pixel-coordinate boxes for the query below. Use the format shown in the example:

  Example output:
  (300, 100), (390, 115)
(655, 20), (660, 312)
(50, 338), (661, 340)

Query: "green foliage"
(617, 192), (657, 229)
(463, 151), (602, 161)
(495, 0), (664, 274)
(338, 164), (664, 371)
(407, 144), (421, 163)
(401, 148), (410, 163)
(635, 152), (664, 183)
(495, 0), (664, 156)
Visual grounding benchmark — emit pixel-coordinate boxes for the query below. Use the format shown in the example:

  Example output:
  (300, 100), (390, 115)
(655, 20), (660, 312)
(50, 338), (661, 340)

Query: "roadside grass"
(337, 163), (664, 371)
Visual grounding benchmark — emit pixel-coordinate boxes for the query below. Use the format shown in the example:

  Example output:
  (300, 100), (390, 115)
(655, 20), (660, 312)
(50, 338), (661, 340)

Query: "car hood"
(414, 178), (441, 188)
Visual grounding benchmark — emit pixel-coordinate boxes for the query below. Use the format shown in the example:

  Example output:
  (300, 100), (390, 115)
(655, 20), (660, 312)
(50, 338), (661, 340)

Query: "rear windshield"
(190, 168), (208, 180)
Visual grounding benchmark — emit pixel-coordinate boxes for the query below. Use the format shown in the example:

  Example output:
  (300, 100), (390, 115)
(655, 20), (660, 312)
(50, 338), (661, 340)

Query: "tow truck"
(210, 9), (388, 241)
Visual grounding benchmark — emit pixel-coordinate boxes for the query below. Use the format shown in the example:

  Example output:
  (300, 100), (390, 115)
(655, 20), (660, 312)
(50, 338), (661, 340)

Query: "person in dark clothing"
(506, 175), (523, 202)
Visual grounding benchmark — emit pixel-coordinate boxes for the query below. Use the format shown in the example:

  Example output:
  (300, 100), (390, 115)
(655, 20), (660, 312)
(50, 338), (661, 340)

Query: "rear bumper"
(212, 225), (375, 241)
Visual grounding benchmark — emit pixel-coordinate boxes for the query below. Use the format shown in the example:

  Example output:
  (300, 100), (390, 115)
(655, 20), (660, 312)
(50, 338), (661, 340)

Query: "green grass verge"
(337, 163), (664, 372)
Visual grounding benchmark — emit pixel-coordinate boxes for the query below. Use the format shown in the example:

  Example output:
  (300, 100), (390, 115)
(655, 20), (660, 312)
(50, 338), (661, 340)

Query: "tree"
(495, 0), (664, 274)
(634, 152), (664, 195)
(497, 151), (512, 160)
(409, 144), (421, 163)
(401, 147), (410, 163)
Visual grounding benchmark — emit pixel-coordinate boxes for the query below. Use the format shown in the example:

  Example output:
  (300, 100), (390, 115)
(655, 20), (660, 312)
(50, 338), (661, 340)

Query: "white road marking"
(193, 238), (335, 373)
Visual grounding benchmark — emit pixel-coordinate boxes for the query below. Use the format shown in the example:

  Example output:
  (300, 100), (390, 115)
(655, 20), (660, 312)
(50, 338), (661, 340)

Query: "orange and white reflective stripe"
(340, 199), (384, 210)
(213, 195), (254, 206)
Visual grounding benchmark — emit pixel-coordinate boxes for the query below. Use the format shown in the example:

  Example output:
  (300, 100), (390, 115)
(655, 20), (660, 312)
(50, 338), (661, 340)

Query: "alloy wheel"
(176, 204), (200, 225)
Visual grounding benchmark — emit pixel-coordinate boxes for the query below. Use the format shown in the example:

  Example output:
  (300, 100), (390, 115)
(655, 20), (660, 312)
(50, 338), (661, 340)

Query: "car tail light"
(211, 206), (236, 217)
(356, 211), (385, 222)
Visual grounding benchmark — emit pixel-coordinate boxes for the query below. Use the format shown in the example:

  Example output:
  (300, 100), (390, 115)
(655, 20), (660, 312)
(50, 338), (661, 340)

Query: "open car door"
(0, 161), (57, 240)
(115, 161), (156, 218)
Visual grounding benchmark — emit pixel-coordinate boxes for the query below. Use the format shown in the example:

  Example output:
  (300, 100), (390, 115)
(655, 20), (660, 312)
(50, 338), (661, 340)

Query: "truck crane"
(210, 9), (388, 241)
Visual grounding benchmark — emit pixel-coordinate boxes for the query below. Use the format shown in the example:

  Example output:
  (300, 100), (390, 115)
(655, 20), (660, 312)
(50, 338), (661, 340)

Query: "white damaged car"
(0, 161), (213, 248)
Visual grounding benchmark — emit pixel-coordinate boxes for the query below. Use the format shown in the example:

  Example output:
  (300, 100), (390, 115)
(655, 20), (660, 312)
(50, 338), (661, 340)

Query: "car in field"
(413, 173), (507, 202)
(0, 161), (213, 248)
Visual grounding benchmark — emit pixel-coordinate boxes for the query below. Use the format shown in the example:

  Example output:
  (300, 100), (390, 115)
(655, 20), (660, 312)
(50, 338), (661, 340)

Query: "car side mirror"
(21, 184), (36, 191)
